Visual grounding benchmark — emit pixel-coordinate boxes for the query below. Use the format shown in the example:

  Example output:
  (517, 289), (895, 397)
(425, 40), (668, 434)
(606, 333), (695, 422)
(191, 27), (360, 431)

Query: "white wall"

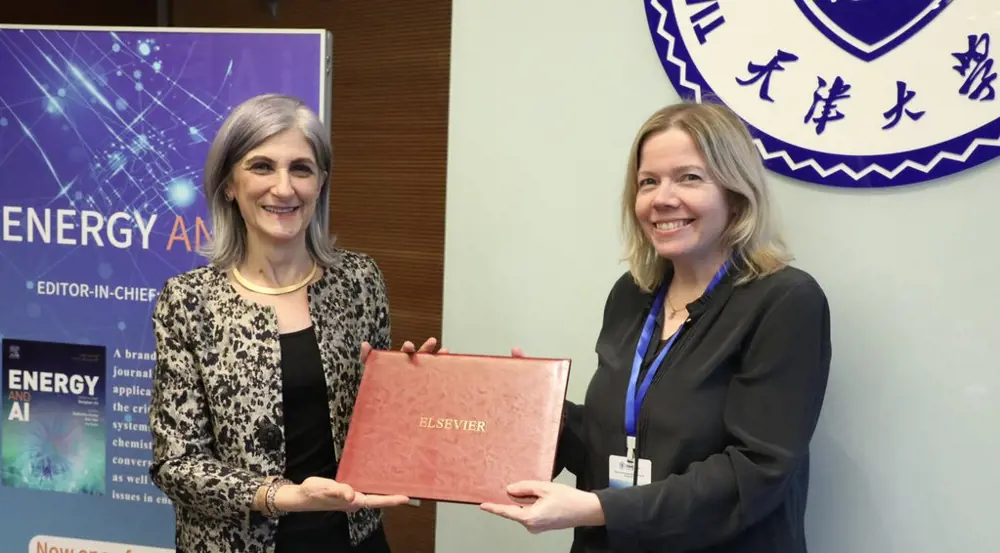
(439, 2), (1000, 553)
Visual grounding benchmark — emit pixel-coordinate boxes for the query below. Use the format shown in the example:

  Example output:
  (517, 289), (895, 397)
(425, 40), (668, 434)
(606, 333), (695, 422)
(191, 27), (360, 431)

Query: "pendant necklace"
(665, 295), (685, 319)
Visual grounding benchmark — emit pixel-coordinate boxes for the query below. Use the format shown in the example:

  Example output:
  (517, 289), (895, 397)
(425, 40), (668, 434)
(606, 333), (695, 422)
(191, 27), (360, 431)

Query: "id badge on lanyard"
(611, 262), (729, 487)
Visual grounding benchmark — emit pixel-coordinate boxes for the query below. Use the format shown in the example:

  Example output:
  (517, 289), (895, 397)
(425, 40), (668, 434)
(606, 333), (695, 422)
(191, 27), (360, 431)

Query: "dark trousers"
(276, 517), (391, 553)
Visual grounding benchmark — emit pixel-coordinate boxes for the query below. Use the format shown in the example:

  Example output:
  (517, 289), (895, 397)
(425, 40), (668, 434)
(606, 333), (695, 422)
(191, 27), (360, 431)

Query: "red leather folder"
(336, 350), (571, 505)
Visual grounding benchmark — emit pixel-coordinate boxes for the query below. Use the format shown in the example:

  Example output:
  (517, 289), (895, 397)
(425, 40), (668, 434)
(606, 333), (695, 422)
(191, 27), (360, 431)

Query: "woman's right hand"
(276, 477), (410, 513)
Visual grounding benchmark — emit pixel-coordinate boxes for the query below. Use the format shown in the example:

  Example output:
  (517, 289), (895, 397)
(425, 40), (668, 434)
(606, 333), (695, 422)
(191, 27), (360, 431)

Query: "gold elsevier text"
(418, 416), (487, 432)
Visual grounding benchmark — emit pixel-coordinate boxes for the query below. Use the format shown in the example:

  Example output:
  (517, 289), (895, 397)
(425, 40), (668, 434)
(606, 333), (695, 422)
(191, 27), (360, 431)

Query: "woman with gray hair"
(481, 101), (832, 553)
(148, 93), (438, 553)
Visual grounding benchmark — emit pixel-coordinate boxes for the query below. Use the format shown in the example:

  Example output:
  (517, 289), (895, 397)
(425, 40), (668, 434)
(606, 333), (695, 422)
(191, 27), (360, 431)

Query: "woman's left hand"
(360, 337), (448, 363)
(479, 481), (605, 533)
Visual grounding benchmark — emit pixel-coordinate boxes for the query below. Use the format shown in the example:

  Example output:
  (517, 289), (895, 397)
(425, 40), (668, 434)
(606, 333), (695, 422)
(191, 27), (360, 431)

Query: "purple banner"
(0, 25), (328, 552)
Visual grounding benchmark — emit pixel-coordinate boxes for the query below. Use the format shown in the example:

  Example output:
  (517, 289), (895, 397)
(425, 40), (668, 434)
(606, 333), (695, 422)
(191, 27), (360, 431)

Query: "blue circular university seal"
(644, 0), (1000, 188)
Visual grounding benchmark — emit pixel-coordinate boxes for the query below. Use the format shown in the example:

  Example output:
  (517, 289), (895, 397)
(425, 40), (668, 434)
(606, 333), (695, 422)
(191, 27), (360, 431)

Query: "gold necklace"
(232, 262), (318, 296)
(665, 296), (683, 319)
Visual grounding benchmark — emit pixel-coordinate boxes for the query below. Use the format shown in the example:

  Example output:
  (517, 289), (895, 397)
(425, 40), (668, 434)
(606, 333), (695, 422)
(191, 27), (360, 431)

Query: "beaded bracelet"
(265, 478), (292, 518)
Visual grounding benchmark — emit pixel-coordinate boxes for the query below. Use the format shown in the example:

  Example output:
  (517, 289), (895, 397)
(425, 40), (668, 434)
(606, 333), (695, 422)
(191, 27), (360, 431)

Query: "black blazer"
(556, 264), (831, 553)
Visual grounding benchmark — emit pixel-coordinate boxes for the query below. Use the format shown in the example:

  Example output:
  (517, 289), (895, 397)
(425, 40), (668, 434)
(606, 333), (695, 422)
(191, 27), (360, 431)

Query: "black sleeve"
(553, 401), (585, 478)
(593, 279), (832, 551)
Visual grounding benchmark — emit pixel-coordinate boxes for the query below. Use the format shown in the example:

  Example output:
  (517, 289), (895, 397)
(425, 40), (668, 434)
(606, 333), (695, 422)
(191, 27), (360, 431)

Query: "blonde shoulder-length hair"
(621, 101), (792, 292)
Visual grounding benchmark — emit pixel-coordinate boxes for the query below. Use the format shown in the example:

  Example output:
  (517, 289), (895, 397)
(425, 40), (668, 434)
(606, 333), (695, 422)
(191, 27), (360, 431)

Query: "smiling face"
(633, 128), (731, 266)
(226, 128), (322, 248)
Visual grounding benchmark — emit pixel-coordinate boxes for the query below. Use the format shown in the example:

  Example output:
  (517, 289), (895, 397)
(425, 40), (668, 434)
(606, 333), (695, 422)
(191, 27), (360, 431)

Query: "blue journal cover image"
(1, 338), (106, 495)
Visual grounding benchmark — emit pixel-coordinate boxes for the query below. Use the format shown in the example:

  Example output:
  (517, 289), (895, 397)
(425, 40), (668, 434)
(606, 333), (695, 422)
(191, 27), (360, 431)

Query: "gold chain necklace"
(232, 262), (318, 296)
(665, 296), (683, 319)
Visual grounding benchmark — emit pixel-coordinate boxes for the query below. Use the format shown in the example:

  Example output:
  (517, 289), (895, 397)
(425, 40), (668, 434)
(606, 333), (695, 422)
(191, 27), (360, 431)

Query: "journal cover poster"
(1, 338), (106, 495)
(0, 25), (328, 552)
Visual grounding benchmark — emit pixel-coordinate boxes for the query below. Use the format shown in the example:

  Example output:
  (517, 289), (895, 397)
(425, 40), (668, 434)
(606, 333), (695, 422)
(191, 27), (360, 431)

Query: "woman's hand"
(479, 481), (604, 533)
(275, 477), (410, 513)
(360, 337), (448, 363)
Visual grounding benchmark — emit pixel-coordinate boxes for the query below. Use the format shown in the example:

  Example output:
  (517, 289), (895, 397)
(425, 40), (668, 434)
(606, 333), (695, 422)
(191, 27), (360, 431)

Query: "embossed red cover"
(336, 350), (571, 505)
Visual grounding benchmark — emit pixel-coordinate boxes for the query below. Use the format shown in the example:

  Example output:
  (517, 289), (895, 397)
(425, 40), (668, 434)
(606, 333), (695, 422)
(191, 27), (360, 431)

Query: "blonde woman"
(482, 102), (832, 553)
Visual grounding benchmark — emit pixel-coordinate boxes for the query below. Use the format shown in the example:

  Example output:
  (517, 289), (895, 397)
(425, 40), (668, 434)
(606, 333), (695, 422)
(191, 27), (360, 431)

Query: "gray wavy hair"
(199, 93), (337, 268)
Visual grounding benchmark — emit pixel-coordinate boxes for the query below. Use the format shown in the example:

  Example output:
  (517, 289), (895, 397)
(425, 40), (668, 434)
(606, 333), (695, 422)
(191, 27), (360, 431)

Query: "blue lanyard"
(624, 262), (729, 459)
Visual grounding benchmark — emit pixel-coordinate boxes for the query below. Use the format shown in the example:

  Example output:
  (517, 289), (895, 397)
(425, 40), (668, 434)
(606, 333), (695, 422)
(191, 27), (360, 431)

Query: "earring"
(224, 191), (233, 201)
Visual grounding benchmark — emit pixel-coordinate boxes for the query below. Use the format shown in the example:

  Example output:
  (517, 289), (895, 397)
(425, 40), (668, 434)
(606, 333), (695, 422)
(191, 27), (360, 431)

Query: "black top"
(276, 326), (348, 550)
(275, 327), (391, 553)
(556, 264), (831, 553)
